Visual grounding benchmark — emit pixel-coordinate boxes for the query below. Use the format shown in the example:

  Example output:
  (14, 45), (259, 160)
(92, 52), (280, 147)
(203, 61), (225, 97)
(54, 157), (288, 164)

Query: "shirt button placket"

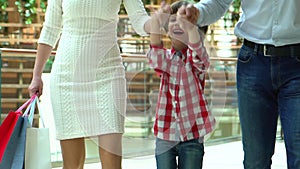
(173, 100), (177, 108)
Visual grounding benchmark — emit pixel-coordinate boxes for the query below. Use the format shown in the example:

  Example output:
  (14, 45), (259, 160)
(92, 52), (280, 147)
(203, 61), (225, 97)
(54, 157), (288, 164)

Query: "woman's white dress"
(38, 0), (150, 140)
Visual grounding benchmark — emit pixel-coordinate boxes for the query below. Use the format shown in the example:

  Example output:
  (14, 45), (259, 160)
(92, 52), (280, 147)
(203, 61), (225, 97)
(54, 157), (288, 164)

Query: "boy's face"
(168, 14), (188, 49)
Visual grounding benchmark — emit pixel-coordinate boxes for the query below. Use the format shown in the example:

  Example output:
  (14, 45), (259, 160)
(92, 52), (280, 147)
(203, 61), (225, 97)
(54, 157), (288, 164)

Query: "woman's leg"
(60, 137), (86, 169)
(98, 133), (122, 169)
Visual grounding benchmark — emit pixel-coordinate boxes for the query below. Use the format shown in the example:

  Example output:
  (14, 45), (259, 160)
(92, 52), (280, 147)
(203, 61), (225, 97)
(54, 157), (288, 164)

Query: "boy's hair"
(166, 0), (208, 35)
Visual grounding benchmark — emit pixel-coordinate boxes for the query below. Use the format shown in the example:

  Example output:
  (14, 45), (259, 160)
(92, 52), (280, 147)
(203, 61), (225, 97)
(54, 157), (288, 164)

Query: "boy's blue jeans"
(237, 44), (300, 169)
(155, 138), (204, 169)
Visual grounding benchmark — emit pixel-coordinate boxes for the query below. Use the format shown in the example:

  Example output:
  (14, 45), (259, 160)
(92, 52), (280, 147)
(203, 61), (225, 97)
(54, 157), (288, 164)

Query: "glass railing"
(1, 49), (241, 165)
(0, 48), (283, 166)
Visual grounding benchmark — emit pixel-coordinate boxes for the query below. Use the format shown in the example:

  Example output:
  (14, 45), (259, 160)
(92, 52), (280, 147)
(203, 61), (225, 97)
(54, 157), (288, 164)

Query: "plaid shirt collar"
(170, 47), (188, 61)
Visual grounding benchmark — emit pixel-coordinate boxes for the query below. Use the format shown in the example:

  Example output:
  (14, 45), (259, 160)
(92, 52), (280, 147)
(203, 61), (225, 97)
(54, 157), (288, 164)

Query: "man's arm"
(179, 0), (233, 26)
(195, 0), (233, 26)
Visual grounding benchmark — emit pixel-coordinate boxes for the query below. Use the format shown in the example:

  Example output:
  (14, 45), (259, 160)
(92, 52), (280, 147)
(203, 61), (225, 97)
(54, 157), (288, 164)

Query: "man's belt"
(243, 39), (300, 56)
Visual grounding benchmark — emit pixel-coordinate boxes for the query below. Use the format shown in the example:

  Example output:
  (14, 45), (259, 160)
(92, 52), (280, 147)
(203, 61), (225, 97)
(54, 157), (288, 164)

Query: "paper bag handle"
(16, 94), (37, 113)
(22, 96), (46, 128)
(23, 96), (38, 126)
(36, 98), (46, 128)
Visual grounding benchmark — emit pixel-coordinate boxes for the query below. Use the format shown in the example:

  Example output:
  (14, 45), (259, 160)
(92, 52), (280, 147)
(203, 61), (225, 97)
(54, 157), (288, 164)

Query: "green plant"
(15, 0), (35, 24)
(0, 0), (8, 10)
(224, 0), (241, 28)
(0, 0), (9, 34)
(15, 0), (47, 24)
(40, 0), (47, 12)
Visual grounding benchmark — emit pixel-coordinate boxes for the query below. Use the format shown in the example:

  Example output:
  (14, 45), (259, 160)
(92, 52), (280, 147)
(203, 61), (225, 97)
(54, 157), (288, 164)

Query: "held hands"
(150, 2), (200, 34)
(177, 4), (199, 33)
(149, 1), (171, 46)
(149, 1), (201, 45)
(150, 1), (171, 34)
(176, 12), (197, 33)
(178, 4), (200, 25)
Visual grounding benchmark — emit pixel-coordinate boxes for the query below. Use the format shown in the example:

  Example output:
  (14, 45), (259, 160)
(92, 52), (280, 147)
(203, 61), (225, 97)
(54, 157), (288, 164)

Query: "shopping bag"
(24, 97), (52, 169)
(0, 97), (33, 162)
(0, 115), (27, 169)
(0, 111), (22, 162)
(0, 95), (36, 169)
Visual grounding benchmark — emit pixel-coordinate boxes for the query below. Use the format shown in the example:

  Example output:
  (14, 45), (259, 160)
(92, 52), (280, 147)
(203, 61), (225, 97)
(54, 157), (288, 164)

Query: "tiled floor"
(53, 139), (287, 169)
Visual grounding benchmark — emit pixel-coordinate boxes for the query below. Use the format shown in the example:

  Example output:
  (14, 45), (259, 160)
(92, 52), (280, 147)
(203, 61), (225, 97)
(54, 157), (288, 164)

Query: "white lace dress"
(38, 0), (150, 140)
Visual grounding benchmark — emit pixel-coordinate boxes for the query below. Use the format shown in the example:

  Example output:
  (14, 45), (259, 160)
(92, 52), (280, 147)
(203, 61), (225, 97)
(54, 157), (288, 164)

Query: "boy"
(147, 1), (215, 169)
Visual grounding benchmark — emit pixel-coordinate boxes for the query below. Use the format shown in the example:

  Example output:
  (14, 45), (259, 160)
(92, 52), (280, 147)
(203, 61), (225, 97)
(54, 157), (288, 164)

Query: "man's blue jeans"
(155, 138), (204, 169)
(237, 44), (300, 169)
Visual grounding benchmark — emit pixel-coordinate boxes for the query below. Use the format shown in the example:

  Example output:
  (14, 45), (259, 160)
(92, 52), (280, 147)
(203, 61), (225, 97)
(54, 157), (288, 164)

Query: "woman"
(28, 1), (150, 169)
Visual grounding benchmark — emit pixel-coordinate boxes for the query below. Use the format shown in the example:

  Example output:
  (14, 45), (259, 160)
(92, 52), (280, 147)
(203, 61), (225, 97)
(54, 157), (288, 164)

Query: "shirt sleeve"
(188, 40), (210, 70)
(188, 40), (209, 89)
(194, 0), (233, 26)
(147, 46), (170, 76)
(38, 0), (63, 48)
(123, 0), (151, 36)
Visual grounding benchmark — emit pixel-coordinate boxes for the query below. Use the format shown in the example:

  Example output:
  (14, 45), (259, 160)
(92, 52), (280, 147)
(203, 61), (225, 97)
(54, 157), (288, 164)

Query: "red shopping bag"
(0, 95), (36, 163)
(0, 112), (22, 162)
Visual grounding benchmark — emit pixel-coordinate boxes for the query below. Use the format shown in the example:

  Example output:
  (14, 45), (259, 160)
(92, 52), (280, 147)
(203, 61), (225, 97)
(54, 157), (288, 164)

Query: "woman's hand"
(150, 1), (171, 34)
(28, 76), (43, 97)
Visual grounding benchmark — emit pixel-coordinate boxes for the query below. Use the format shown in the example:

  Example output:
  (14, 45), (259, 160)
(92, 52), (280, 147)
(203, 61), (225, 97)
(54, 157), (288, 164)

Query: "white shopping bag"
(24, 97), (52, 169)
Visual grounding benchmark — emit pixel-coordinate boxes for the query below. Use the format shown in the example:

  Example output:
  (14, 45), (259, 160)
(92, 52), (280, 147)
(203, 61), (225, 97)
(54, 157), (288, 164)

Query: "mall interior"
(0, 0), (286, 168)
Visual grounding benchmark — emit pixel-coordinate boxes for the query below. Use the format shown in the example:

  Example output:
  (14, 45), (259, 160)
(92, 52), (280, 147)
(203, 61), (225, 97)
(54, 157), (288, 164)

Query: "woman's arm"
(38, 0), (63, 47)
(28, 0), (63, 97)
(28, 44), (53, 96)
(123, 0), (151, 36)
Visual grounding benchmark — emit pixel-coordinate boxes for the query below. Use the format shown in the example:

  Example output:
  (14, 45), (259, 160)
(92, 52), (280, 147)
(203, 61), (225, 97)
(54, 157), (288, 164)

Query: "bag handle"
(16, 94), (37, 113)
(23, 96), (38, 126)
(22, 96), (47, 128)
(36, 98), (46, 128)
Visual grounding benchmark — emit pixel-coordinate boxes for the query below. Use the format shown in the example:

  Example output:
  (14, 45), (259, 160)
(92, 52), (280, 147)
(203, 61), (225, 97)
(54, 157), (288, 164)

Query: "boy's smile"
(168, 15), (188, 50)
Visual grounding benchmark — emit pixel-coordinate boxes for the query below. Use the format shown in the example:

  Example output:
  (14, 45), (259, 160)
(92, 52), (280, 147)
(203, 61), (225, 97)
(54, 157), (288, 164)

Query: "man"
(179, 0), (300, 168)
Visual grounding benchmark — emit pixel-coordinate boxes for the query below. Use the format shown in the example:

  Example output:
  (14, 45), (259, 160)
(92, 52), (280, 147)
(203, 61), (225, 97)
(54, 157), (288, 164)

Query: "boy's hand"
(177, 8), (197, 33)
(177, 5), (201, 44)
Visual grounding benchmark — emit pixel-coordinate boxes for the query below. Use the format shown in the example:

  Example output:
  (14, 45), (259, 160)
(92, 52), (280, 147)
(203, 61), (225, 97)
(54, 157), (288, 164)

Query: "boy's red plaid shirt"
(147, 41), (216, 141)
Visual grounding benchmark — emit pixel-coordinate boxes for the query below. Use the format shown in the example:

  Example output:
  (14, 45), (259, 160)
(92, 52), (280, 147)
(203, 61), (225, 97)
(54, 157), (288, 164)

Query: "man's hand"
(178, 4), (200, 25)
(177, 15), (197, 33)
